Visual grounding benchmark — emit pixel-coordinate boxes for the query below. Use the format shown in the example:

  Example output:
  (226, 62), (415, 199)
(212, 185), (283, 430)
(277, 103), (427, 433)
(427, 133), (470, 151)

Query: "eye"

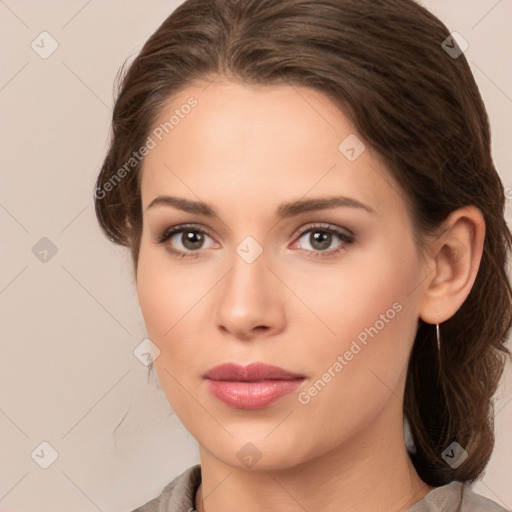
(156, 222), (354, 260)
(292, 223), (354, 257)
(157, 224), (217, 258)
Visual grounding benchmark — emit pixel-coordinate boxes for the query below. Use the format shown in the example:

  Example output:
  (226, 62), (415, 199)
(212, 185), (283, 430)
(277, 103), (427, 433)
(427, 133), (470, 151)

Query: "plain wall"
(0, 1), (511, 511)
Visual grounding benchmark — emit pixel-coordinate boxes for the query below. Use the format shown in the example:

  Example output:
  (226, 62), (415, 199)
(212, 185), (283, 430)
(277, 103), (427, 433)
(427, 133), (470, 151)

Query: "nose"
(213, 246), (286, 341)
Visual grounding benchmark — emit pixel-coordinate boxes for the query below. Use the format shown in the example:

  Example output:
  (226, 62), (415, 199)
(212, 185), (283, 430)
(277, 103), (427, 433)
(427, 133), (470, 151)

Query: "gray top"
(130, 464), (510, 512)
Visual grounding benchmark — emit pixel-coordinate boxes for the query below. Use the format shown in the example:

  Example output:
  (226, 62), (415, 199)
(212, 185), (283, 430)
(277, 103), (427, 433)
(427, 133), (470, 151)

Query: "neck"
(195, 399), (435, 512)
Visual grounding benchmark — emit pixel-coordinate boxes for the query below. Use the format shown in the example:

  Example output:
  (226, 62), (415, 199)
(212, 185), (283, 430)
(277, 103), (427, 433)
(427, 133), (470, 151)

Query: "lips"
(203, 362), (305, 381)
(203, 362), (305, 409)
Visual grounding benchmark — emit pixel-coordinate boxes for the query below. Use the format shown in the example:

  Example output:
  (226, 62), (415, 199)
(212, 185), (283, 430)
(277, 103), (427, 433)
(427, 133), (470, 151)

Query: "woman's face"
(136, 79), (428, 470)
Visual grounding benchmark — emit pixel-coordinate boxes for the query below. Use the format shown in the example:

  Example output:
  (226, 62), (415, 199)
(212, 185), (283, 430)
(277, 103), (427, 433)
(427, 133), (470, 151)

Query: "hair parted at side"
(94, 0), (512, 486)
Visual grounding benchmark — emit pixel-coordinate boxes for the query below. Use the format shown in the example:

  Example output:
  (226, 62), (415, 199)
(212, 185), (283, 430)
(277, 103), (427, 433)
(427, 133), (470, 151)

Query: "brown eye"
(158, 224), (217, 258)
(292, 224), (354, 258)
(307, 231), (333, 251)
(180, 230), (206, 250)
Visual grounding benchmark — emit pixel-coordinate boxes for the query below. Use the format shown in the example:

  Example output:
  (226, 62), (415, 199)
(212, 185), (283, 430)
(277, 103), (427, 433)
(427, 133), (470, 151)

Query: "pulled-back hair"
(94, 0), (512, 486)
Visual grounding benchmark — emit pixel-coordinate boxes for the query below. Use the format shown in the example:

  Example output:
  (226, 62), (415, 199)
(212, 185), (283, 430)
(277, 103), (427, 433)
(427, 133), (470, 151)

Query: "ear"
(418, 206), (485, 324)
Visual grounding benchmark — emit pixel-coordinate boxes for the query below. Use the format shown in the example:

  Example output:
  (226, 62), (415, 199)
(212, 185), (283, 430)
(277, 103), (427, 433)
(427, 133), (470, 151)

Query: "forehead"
(139, 80), (405, 219)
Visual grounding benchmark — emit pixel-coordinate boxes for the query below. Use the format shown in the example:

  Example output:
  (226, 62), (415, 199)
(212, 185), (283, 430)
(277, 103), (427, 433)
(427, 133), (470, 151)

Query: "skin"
(135, 79), (485, 512)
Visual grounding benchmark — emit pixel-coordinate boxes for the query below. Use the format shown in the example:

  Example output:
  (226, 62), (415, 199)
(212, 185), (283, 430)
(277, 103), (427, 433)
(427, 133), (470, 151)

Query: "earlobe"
(419, 206), (485, 325)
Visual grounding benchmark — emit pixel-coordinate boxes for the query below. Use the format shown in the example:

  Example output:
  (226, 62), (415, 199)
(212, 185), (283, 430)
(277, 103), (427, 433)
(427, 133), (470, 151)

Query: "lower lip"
(205, 379), (304, 409)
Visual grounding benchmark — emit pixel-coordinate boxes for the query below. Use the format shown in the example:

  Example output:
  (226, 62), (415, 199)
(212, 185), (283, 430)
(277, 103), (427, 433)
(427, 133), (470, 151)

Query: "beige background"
(0, 1), (511, 511)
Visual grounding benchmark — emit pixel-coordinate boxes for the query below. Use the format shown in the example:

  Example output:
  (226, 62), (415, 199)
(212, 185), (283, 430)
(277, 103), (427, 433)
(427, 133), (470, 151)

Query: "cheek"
(299, 241), (421, 385)
(135, 247), (201, 411)
(291, 245), (417, 341)
(292, 256), (419, 442)
(135, 242), (217, 360)
(136, 256), (166, 340)
(136, 244), (184, 342)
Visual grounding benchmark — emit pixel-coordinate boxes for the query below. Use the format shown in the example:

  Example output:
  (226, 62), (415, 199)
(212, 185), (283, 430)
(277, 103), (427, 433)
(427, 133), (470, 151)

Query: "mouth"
(203, 362), (306, 409)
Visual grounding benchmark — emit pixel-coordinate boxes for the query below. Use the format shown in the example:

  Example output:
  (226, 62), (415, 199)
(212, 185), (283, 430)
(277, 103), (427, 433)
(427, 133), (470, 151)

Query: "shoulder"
(129, 464), (201, 512)
(408, 480), (510, 512)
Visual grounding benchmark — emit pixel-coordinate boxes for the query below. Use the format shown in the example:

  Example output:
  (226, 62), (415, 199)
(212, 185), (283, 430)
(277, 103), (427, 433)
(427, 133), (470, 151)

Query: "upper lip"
(203, 362), (305, 382)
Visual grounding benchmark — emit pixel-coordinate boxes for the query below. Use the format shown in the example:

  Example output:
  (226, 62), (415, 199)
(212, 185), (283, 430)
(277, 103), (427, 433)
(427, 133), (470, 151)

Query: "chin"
(200, 433), (314, 472)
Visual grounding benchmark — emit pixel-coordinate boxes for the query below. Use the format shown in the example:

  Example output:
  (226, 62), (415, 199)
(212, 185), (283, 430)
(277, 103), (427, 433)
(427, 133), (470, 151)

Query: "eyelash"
(156, 223), (354, 260)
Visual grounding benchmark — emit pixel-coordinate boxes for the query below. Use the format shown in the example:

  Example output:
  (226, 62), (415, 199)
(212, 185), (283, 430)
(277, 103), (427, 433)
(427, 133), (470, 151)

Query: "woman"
(94, 0), (511, 510)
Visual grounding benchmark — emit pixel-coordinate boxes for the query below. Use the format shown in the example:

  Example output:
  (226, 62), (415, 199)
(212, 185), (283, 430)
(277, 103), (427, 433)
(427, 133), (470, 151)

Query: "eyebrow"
(146, 195), (376, 217)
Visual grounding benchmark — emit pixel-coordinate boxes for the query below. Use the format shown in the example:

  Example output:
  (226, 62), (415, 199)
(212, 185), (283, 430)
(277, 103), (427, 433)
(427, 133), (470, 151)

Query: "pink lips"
(203, 362), (305, 409)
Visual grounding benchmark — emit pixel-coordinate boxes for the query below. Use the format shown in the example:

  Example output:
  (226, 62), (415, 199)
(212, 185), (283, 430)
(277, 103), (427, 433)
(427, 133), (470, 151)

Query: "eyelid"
(157, 223), (216, 244)
(292, 222), (354, 239)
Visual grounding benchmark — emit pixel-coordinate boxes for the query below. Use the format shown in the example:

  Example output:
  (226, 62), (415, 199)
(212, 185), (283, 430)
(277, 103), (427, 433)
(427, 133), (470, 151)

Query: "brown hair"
(94, 0), (512, 486)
